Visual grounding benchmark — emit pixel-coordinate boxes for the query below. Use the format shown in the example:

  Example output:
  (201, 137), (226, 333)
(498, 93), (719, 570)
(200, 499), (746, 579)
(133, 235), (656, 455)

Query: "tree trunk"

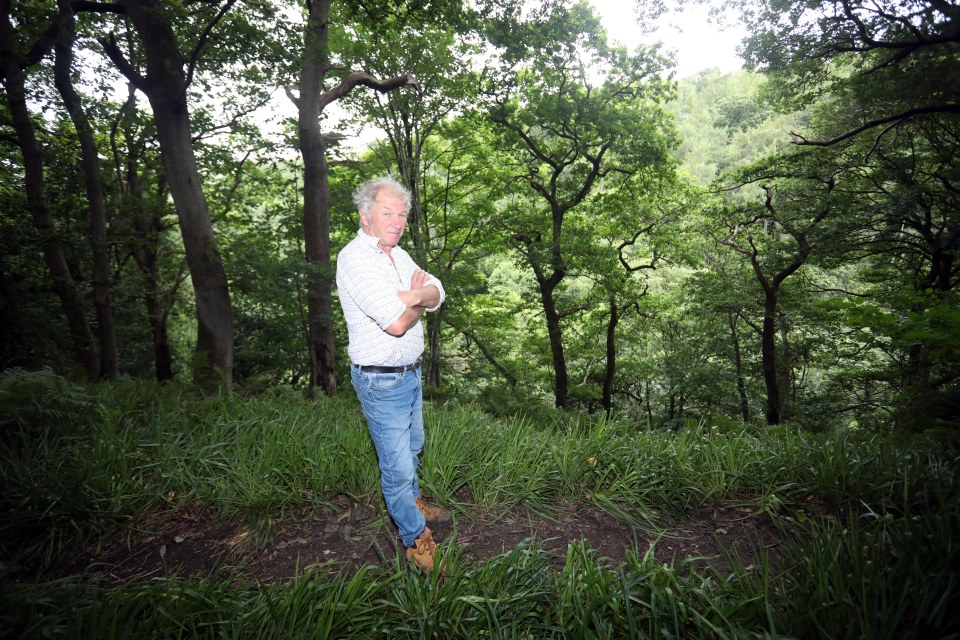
(117, 101), (178, 383)
(297, 0), (337, 395)
(728, 312), (750, 422)
(141, 185), (177, 382)
(298, 123), (337, 395)
(731, 183), (829, 425)
(291, 0), (416, 395)
(541, 280), (568, 409)
(0, 3), (100, 380)
(145, 279), (173, 381)
(778, 312), (794, 419)
(425, 305), (444, 387)
(644, 380), (653, 426)
(395, 136), (445, 387)
(135, 185), (178, 383)
(53, 0), (118, 379)
(602, 295), (618, 415)
(397, 125), (428, 265)
(113, 0), (234, 392)
(760, 289), (781, 425)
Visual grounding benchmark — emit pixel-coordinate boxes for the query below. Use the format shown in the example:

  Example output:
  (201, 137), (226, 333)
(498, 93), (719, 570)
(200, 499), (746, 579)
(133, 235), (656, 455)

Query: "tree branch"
(184, 0), (237, 90)
(617, 223), (657, 271)
(100, 31), (147, 92)
(317, 72), (419, 112)
(792, 104), (960, 147)
(284, 84), (301, 109)
(219, 148), (252, 219)
(451, 323), (517, 387)
(21, 20), (63, 68)
(72, 1), (124, 13)
(557, 302), (590, 320)
(736, 310), (762, 335)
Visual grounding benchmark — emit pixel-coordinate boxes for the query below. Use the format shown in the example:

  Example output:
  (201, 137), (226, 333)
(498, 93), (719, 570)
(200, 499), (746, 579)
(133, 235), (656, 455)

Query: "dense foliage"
(3, 2), (958, 636)
(1, 1), (957, 424)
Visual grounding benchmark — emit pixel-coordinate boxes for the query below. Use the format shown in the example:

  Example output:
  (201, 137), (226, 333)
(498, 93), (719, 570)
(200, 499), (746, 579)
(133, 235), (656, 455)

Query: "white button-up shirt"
(336, 229), (445, 367)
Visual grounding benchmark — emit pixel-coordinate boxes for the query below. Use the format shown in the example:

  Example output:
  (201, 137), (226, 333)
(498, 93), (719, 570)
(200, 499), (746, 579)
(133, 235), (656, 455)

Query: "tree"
(53, 0), (118, 379)
(0, 0), (100, 380)
(738, 0), (960, 428)
(832, 120), (960, 428)
(483, 0), (676, 408)
(100, 0), (238, 391)
(109, 85), (186, 381)
(600, 200), (670, 415)
(717, 153), (840, 424)
(348, 5), (479, 387)
(287, 0), (417, 396)
(737, 0), (960, 146)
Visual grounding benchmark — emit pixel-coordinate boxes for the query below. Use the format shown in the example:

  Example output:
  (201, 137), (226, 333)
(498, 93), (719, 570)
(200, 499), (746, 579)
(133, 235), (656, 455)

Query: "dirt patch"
(3, 496), (784, 587)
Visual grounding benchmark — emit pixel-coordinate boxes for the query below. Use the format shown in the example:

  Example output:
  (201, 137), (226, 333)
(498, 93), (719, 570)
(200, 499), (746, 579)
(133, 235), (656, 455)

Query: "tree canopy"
(1, 0), (957, 430)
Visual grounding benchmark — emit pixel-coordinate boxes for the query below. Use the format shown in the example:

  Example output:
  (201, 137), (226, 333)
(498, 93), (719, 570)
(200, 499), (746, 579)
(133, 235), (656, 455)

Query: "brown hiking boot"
(416, 493), (452, 526)
(406, 526), (437, 573)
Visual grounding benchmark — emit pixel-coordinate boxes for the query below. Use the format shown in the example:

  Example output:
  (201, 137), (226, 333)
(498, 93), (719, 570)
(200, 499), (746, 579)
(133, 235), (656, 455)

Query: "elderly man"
(336, 176), (451, 573)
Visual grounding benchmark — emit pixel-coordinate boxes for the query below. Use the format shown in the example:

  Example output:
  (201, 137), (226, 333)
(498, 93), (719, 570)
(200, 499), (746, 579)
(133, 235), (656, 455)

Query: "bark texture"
(54, 0), (118, 379)
(296, 0), (337, 395)
(106, 0), (234, 391)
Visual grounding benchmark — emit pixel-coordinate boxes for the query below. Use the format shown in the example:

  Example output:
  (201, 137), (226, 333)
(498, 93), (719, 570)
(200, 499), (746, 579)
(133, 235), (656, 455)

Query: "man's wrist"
(398, 284), (439, 309)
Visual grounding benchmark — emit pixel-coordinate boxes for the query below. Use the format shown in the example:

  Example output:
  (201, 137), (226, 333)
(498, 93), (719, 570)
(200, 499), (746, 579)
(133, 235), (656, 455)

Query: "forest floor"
(7, 492), (788, 587)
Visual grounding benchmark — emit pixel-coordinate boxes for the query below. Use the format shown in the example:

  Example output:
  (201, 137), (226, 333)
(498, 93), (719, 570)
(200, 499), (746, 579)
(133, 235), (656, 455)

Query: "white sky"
(590, 0), (747, 78)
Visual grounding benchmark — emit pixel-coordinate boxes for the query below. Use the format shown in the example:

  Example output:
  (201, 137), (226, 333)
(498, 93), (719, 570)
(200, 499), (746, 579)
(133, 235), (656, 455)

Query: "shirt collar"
(357, 228), (382, 251)
(356, 228), (404, 256)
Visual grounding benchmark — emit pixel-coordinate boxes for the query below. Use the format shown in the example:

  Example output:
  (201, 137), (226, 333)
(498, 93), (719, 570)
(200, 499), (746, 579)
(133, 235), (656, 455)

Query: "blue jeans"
(350, 365), (426, 548)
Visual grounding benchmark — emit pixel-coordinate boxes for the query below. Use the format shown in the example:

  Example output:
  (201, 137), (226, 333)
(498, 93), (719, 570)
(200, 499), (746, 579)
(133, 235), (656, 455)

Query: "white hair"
(353, 176), (412, 220)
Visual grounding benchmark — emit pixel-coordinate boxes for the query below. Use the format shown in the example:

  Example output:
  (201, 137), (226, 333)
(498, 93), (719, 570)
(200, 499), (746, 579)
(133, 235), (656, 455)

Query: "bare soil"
(3, 494), (785, 587)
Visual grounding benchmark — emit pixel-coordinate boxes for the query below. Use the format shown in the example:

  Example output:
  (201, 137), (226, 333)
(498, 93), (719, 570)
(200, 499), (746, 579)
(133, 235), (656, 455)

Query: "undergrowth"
(1, 368), (958, 639)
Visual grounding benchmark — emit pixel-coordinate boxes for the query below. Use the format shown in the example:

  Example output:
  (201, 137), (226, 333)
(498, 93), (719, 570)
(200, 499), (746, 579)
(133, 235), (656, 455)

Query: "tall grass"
(777, 487), (960, 639)
(2, 369), (958, 638)
(2, 541), (785, 639)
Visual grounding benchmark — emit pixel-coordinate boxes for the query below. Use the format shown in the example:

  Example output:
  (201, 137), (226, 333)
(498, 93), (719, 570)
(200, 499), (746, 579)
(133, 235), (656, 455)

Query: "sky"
(590, 0), (748, 78)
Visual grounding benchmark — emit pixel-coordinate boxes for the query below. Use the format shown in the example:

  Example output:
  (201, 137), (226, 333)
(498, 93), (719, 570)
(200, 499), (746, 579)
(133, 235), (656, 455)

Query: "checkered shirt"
(336, 229), (445, 367)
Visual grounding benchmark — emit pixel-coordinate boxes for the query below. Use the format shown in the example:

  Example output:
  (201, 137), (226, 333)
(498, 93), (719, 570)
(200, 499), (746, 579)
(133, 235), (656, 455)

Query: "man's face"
(361, 188), (408, 250)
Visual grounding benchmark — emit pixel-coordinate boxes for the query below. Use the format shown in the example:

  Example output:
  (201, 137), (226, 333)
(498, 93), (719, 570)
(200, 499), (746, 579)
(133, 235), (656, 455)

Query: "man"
(336, 176), (451, 573)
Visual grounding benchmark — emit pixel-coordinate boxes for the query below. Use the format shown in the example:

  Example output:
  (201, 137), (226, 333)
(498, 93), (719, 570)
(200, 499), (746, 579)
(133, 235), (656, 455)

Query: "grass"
(1, 368), (959, 639)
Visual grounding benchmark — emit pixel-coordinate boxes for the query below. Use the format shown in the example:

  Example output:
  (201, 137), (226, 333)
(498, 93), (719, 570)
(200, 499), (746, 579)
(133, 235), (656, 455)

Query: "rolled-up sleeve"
(422, 274), (445, 312)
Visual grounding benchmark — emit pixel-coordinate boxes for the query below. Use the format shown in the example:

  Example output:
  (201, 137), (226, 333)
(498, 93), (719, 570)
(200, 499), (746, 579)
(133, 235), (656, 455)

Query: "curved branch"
(792, 104), (960, 146)
(451, 323), (517, 387)
(184, 0), (237, 90)
(100, 31), (147, 92)
(317, 72), (419, 112)
(617, 223), (657, 272)
(492, 105), (561, 173)
(284, 84), (301, 109)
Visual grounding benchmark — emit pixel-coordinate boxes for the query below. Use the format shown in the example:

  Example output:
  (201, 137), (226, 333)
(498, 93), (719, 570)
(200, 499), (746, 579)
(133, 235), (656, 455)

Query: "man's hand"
(397, 269), (440, 309)
(411, 268), (429, 291)
(388, 269), (441, 336)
